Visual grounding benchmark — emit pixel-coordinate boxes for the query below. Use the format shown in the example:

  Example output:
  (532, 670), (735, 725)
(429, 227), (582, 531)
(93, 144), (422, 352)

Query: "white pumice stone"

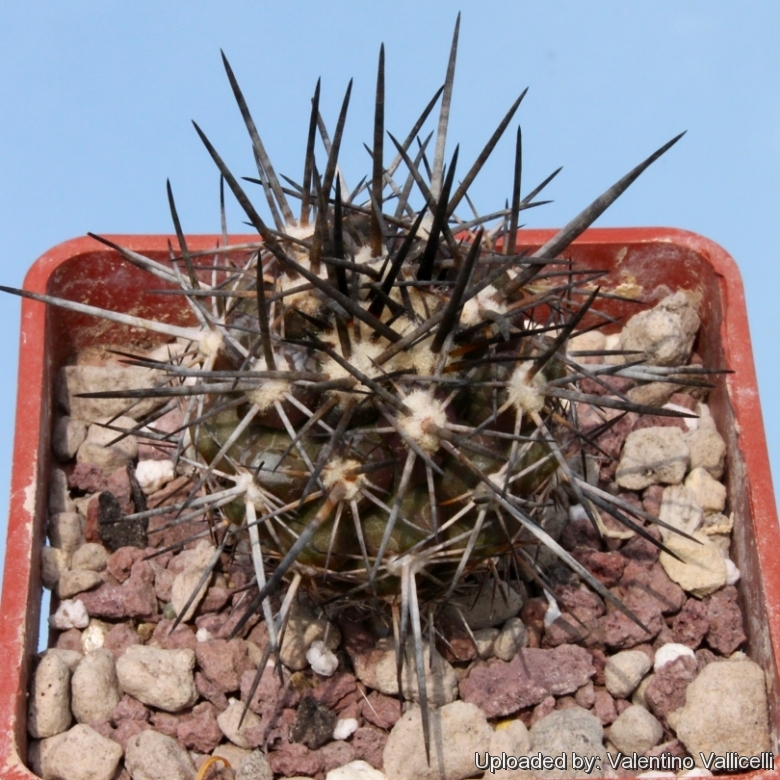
(135, 457), (176, 494)
(50, 599), (89, 630)
(725, 558), (741, 585)
(307, 639), (339, 677)
(653, 642), (695, 672)
(332, 717), (359, 740)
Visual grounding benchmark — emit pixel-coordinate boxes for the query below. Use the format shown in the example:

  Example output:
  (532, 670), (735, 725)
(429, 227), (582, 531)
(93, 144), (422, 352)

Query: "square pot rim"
(0, 226), (777, 778)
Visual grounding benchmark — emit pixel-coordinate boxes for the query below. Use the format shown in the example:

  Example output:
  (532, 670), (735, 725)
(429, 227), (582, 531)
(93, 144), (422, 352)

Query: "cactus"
(4, 15), (716, 759)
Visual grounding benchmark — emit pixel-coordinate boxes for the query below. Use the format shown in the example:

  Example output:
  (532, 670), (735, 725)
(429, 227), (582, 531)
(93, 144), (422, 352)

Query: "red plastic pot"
(0, 228), (777, 778)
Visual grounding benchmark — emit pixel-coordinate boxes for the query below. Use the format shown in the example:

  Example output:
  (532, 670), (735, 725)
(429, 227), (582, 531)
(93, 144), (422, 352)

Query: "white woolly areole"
(386, 318), (438, 376)
(507, 361), (546, 415)
(460, 285), (506, 326)
(321, 458), (364, 501)
(236, 471), (266, 510)
(282, 222), (315, 240)
(279, 272), (322, 316)
(198, 329), (224, 358)
(654, 642), (695, 672)
(307, 639), (339, 677)
(322, 338), (384, 391)
(354, 245), (387, 268)
(398, 390), (447, 453)
(244, 357), (290, 413)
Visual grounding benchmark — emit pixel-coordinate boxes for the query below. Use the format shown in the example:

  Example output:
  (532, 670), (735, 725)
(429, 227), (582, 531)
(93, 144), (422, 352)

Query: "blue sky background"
(0, 2), (778, 589)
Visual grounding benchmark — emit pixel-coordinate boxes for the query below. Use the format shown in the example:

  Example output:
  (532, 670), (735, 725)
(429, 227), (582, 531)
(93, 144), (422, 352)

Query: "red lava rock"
(578, 404), (637, 471)
(615, 699), (631, 716)
(529, 695), (556, 727)
(645, 655), (698, 726)
(103, 622), (142, 658)
(543, 615), (593, 648)
(543, 585), (607, 647)
(195, 671), (229, 712)
(106, 547), (147, 584)
(705, 585), (746, 655)
(138, 407), (183, 460)
(360, 690), (401, 730)
(240, 667), (301, 715)
(589, 648), (607, 686)
(150, 619), (198, 652)
(556, 585), (606, 622)
(338, 612), (378, 659)
(84, 496), (101, 543)
(77, 558), (158, 620)
(338, 700), (361, 722)
(672, 597), (709, 648)
(642, 485), (665, 518)
(617, 491), (644, 511)
(592, 688), (617, 725)
(651, 623), (676, 653)
(154, 568), (175, 602)
(574, 681), (595, 709)
(195, 608), (258, 639)
(520, 597), (548, 638)
(312, 672), (358, 710)
(459, 643), (594, 718)
(632, 643), (655, 664)
(88, 720), (116, 743)
(351, 726), (388, 770)
(69, 463), (105, 493)
(573, 548), (627, 587)
(105, 467), (134, 513)
(55, 628), (83, 653)
(198, 586), (233, 614)
(245, 707), (297, 751)
(150, 711), (180, 738)
(579, 376), (634, 397)
(113, 720), (151, 750)
(560, 518), (602, 551)
(268, 742), (324, 778)
(695, 648), (718, 671)
(195, 638), (255, 693)
(177, 701), (223, 753)
(111, 695), (149, 725)
(599, 598), (664, 650)
(620, 560), (686, 615)
(147, 510), (209, 553)
(436, 616), (479, 663)
(318, 740), (357, 773)
(621, 524), (662, 563)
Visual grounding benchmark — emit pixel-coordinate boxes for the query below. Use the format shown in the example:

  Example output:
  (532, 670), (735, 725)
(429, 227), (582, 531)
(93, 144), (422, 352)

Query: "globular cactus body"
(4, 16), (709, 757)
